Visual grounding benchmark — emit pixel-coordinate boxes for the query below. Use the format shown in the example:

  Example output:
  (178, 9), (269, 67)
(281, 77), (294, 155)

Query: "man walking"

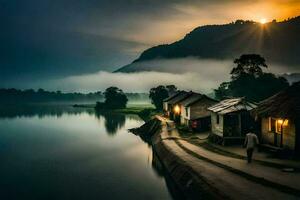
(244, 129), (259, 163)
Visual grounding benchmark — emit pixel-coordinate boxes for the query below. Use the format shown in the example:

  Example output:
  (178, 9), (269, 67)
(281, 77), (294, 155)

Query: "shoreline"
(135, 116), (300, 199)
(152, 130), (227, 199)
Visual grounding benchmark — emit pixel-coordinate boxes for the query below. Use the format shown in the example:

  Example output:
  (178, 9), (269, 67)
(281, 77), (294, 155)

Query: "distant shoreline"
(73, 103), (157, 121)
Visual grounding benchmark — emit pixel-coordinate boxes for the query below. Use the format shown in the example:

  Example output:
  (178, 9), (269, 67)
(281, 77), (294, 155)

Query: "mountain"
(116, 17), (300, 73)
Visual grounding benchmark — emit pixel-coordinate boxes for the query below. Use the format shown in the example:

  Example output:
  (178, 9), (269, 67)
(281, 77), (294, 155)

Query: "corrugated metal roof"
(207, 98), (256, 114)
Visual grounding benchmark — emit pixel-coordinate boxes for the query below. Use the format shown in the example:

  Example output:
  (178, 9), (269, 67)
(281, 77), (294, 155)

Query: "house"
(208, 98), (257, 145)
(163, 91), (183, 115)
(253, 82), (300, 153)
(180, 93), (218, 132)
(163, 91), (192, 121)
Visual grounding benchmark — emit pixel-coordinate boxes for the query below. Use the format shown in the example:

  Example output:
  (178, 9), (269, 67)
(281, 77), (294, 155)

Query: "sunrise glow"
(260, 18), (267, 24)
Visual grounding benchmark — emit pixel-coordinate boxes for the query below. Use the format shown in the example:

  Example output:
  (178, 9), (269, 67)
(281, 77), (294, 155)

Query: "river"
(0, 105), (177, 200)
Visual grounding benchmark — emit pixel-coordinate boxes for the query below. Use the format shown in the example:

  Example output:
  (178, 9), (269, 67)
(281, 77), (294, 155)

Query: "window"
(268, 117), (288, 134)
(216, 114), (220, 124)
(185, 107), (188, 117)
(276, 121), (282, 133)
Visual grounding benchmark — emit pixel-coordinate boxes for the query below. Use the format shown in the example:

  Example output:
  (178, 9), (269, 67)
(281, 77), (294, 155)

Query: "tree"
(166, 85), (177, 95)
(215, 54), (289, 102)
(231, 54), (267, 80)
(214, 82), (230, 100)
(103, 87), (128, 109)
(149, 85), (169, 110)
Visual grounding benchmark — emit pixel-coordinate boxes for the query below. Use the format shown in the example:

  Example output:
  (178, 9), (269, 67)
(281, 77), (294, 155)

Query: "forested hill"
(116, 16), (300, 72)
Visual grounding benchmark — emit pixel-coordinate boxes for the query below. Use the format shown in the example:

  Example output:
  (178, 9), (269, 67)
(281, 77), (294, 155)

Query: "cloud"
(1, 0), (299, 87)
(3, 58), (298, 92)
(41, 71), (223, 94)
(124, 57), (300, 74)
(35, 58), (296, 93)
(24, 58), (234, 93)
(123, 58), (234, 74)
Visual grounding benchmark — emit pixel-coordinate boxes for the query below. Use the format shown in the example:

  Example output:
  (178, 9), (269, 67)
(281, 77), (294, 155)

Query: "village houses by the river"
(163, 82), (300, 155)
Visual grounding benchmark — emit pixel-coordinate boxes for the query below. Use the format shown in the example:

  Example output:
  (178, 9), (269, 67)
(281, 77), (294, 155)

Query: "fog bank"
(7, 58), (298, 93)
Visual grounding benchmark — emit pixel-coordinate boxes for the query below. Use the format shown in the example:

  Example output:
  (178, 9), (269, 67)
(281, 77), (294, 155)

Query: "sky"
(1, 0), (300, 92)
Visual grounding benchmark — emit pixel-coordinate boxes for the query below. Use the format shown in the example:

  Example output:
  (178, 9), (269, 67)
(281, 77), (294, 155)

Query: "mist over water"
(9, 58), (298, 93)
(23, 58), (231, 93)
(50, 71), (224, 94)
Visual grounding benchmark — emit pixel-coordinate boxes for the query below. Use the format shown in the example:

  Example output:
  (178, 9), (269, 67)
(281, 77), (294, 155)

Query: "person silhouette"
(244, 127), (259, 163)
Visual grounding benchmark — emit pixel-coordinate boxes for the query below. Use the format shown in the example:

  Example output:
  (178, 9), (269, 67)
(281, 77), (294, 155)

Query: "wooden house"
(253, 82), (300, 153)
(180, 93), (218, 132)
(163, 91), (182, 116)
(208, 98), (257, 145)
(164, 91), (192, 121)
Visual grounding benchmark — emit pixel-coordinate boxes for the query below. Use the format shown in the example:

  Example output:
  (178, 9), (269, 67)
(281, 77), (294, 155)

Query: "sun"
(260, 18), (267, 24)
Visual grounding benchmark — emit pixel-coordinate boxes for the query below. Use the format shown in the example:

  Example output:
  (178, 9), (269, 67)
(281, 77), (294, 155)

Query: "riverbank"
(151, 124), (227, 199)
(114, 107), (158, 121)
(134, 116), (300, 199)
(73, 103), (158, 121)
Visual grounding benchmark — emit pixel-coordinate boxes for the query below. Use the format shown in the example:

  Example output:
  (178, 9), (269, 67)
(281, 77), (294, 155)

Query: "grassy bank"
(73, 102), (159, 121)
(114, 106), (159, 121)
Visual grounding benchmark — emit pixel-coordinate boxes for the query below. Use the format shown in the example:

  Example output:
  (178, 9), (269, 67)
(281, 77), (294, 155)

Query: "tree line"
(2, 54), (289, 110)
(0, 88), (148, 104)
(214, 54), (289, 102)
(95, 85), (177, 110)
(148, 54), (290, 110)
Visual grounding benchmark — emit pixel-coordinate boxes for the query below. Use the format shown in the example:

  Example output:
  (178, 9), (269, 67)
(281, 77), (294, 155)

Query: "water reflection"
(0, 105), (174, 200)
(152, 151), (185, 200)
(0, 105), (132, 135)
(95, 111), (126, 135)
(0, 104), (94, 119)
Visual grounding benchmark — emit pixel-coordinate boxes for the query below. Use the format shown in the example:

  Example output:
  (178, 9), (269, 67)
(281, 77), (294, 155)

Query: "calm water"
(0, 105), (175, 200)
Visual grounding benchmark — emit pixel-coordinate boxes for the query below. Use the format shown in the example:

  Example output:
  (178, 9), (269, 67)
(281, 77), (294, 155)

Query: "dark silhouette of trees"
(103, 87), (128, 109)
(0, 88), (104, 104)
(231, 54), (267, 79)
(0, 88), (149, 105)
(214, 82), (230, 100)
(166, 85), (178, 95)
(149, 86), (169, 110)
(215, 54), (289, 102)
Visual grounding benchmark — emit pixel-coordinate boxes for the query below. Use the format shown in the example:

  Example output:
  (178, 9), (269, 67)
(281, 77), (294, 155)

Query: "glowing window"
(268, 117), (288, 134)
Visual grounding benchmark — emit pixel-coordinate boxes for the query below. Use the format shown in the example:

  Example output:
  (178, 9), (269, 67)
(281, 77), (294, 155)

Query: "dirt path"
(156, 115), (300, 199)
(163, 140), (298, 200)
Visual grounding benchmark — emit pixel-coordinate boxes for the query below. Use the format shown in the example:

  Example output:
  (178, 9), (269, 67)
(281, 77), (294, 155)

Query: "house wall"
(163, 102), (168, 112)
(261, 117), (296, 150)
(190, 100), (214, 120)
(180, 98), (216, 126)
(180, 106), (190, 125)
(211, 112), (224, 137)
